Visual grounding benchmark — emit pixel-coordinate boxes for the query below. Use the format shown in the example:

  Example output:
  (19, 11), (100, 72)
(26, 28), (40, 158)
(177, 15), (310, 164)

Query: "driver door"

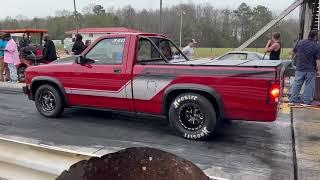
(68, 35), (133, 111)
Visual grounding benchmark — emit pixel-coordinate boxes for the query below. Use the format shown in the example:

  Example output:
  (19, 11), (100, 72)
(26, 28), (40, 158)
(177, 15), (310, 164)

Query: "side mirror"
(75, 56), (86, 65)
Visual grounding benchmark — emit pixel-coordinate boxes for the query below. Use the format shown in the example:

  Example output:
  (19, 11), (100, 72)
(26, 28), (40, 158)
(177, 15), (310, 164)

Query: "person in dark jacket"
(19, 34), (31, 49)
(72, 34), (85, 55)
(43, 34), (57, 62)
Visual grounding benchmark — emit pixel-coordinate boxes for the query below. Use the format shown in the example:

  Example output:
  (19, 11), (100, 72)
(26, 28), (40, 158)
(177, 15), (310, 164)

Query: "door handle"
(114, 69), (121, 74)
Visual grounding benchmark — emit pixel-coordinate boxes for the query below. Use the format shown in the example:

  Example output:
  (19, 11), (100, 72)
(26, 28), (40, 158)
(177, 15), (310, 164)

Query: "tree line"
(0, 2), (299, 48)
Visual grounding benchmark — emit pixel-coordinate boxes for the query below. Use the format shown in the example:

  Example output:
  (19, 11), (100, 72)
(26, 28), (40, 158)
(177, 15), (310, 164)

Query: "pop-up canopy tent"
(0, 29), (48, 46)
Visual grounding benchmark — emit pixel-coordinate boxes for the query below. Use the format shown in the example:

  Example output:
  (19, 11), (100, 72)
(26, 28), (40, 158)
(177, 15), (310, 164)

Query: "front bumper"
(22, 85), (33, 100)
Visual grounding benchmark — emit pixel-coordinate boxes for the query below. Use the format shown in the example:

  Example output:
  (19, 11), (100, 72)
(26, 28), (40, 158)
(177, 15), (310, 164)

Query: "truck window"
(137, 38), (181, 64)
(137, 39), (165, 64)
(85, 38), (125, 65)
(158, 39), (175, 60)
(150, 38), (182, 61)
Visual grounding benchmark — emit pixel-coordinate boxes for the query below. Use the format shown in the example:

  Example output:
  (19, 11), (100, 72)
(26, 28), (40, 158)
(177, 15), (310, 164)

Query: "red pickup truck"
(23, 33), (284, 140)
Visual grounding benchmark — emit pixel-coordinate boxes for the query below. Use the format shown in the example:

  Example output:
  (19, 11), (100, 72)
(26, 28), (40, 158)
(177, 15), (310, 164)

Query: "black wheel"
(169, 93), (218, 140)
(18, 66), (27, 82)
(35, 84), (64, 118)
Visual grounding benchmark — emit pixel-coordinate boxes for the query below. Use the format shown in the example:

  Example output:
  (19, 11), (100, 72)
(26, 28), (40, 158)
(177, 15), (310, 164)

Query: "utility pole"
(179, 11), (185, 48)
(73, 0), (79, 33)
(159, 0), (163, 33)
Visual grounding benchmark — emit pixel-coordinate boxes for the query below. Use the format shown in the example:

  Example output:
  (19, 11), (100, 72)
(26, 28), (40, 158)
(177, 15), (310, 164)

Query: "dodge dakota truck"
(23, 33), (284, 140)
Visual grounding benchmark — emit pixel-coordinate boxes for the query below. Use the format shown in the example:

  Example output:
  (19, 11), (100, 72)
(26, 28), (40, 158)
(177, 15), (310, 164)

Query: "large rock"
(57, 147), (209, 180)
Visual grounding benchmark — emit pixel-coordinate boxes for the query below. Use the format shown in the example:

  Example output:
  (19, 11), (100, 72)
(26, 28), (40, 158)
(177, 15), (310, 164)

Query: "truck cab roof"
(96, 33), (168, 39)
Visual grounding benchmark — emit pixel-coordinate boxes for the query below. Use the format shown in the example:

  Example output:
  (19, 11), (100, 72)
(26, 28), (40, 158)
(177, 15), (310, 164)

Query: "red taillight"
(268, 81), (280, 103)
(271, 87), (280, 102)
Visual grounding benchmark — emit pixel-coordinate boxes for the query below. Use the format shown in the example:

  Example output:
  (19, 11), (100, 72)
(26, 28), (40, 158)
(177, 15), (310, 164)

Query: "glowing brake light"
(270, 87), (280, 102)
(268, 81), (280, 103)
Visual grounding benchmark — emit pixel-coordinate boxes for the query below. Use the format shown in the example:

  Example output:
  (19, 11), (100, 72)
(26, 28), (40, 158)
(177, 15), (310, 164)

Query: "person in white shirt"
(182, 39), (197, 59)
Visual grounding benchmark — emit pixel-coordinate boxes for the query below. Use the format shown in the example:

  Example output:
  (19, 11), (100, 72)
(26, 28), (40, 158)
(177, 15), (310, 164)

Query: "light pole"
(159, 0), (163, 33)
(73, 0), (79, 33)
(179, 11), (186, 48)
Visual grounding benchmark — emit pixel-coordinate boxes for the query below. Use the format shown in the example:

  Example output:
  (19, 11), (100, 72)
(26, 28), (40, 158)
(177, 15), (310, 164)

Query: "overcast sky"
(2, 0), (298, 19)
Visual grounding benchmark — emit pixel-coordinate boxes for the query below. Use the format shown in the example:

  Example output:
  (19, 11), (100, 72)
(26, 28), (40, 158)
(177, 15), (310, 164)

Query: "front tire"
(35, 85), (64, 118)
(169, 93), (218, 140)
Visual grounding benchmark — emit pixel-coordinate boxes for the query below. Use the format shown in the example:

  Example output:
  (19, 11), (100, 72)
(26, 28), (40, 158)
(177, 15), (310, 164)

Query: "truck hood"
(51, 56), (76, 65)
(173, 59), (284, 67)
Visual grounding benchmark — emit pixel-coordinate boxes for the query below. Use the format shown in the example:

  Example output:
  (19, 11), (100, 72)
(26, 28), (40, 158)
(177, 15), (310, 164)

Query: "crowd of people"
(0, 33), (90, 84)
(0, 32), (60, 83)
(0, 33), (20, 83)
(265, 30), (320, 106)
(263, 30), (320, 106)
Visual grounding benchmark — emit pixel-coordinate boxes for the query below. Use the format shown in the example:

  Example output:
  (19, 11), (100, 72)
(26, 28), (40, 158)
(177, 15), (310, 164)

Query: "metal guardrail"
(0, 137), (95, 180)
(0, 137), (225, 180)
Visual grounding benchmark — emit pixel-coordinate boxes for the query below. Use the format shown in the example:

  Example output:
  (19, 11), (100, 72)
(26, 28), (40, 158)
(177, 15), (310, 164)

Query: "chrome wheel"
(179, 103), (205, 131)
(39, 90), (56, 112)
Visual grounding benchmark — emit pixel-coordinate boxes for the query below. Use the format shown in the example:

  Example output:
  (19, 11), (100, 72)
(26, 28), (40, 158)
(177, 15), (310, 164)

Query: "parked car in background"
(214, 51), (296, 77)
(215, 51), (270, 60)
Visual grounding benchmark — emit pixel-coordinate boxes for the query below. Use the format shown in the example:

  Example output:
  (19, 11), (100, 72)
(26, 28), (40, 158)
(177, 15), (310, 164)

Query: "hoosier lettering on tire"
(168, 93), (218, 140)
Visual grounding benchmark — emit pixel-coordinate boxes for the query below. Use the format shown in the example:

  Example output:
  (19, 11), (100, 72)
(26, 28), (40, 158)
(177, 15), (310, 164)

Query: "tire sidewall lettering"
(170, 93), (217, 140)
(174, 95), (198, 109)
(183, 126), (211, 139)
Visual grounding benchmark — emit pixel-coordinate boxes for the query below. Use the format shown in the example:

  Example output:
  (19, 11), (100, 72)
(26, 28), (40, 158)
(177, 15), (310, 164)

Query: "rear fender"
(162, 84), (224, 120)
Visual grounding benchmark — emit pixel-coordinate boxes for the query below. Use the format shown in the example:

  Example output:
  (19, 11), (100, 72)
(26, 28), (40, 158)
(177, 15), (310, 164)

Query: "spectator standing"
(84, 40), (91, 50)
(265, 32), (281, 60)
(0, 34), (8, 82)
(4, 33), (20, 83)
(43, 34), (58, 62)
(72, 34), (85, 55)
(182, 39), (197, 59)
(290, 30), (320, 106)
(19, 34), (30, 49)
